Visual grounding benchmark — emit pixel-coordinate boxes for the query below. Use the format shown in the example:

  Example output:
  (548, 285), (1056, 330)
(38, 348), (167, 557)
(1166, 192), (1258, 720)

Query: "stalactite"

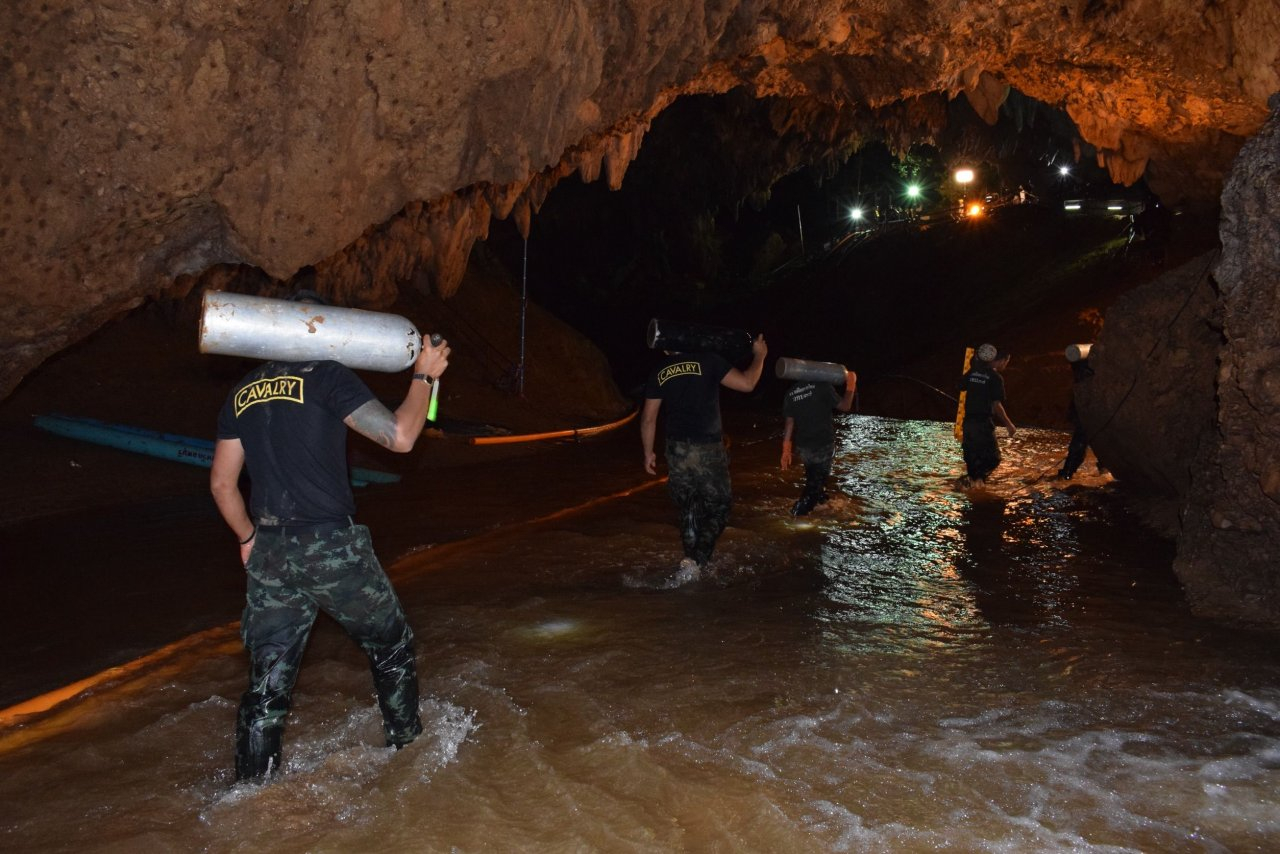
(2, 0), (1274, 400)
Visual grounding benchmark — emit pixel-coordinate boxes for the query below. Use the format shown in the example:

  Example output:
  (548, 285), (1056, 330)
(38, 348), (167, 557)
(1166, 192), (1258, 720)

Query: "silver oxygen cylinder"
(1065, 343), (1093, 362)
(775, 357), (848, 385)
(198, 290), (422, 372)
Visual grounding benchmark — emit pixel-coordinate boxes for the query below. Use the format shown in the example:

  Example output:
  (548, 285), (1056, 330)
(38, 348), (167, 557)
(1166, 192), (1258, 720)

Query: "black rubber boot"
(370, 631), (423, 748)
(235, 694), (285, 782)
(791, 495), (816, 516)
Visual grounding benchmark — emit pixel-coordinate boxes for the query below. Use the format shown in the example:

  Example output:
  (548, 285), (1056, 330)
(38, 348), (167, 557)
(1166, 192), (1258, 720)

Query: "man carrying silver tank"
(210, 292), (450, 783)
(641, 333), (767, 581)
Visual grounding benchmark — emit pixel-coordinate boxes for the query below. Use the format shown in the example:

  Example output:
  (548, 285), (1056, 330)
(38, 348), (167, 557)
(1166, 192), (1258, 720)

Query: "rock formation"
(1077, 98), (1280, 626)
(3, 0), (1276, 398)
(1174, 98), (1280, 625)
(1073, 253), (1221, 526)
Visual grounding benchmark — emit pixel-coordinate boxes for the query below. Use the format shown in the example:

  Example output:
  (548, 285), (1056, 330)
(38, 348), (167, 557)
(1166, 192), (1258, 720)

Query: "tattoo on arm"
(345, 400), (398, 448)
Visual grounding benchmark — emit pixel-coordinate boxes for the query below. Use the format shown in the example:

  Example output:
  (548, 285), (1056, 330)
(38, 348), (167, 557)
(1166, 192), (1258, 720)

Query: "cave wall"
(1174, 97), (1280, 625)
(1073, 253), (1220, 512)
(3, 0), (1278, 398)
(1076, 98), (1280, 626)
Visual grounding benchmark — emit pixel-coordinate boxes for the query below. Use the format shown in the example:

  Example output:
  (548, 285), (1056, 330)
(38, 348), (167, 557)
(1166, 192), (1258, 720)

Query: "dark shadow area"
(481, 89), (1220, 423)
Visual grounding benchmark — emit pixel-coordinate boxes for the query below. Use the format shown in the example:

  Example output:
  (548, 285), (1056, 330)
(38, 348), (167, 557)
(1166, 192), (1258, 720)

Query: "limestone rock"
(1074, 254), (1221, 503)
(3, 0), (1277, 397)
(1175, 99), (1280, 625)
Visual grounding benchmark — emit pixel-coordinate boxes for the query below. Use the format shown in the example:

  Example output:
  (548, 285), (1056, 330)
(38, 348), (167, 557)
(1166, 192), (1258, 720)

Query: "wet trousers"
(665, 439), (732, 567)
(961, 419), (1001, 481)
(236, 524), (422, 781)
(1060, 424), (1089, 478)
(792, 442), (835, 516)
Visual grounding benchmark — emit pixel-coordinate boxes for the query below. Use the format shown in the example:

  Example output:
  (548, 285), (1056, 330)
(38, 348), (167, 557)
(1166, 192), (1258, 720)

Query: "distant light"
(1107, 204), (1124, 210)
(849, 207), (864, 221)
(1058, 165), (1071, 177)
(966, 202), (983, 217)
(954, 168), (974, 184)
(906, 184), (921, 199)
(1064, 203), (1082, 210)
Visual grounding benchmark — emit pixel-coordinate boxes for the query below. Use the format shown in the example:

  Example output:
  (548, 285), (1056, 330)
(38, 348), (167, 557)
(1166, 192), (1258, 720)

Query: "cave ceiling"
(2, 0), (1276, 398)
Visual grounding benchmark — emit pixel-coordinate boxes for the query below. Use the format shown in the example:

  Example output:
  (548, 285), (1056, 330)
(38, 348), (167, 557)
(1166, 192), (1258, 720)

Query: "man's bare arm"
(211, 438), (257, 564)
(211, 438), (252, 539)
(993, 401), (1016, 437)
(781, 416), (795, 468)
(721, 334), (768, 393)
(836, 370), (857, 413)
(345, 337), (450, 452)
(641, 397), (662, 475)
(345, 399), (406, 450)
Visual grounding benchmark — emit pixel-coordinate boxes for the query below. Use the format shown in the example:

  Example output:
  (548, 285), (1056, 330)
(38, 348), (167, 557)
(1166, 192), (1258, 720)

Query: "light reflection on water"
(1, 415), (1278, 852)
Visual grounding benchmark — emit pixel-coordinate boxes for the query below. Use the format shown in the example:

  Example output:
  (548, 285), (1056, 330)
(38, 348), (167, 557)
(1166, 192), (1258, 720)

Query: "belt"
(256, 517), (354, 538)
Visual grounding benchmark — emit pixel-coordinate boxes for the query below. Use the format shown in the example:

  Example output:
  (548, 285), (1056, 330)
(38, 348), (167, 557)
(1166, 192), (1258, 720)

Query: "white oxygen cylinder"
(775, 357), (848, 385)
(1065, 343), (1093, 362)
(198, 290), (422, 372)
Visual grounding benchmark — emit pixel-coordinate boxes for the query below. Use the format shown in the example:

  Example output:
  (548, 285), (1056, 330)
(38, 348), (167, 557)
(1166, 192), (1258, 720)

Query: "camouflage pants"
(666, 439), (732, 567)
(236, 524), (421, 781)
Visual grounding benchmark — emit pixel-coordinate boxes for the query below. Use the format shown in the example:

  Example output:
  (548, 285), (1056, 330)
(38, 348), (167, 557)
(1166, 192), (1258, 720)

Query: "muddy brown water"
(1, 415), (1277, 852)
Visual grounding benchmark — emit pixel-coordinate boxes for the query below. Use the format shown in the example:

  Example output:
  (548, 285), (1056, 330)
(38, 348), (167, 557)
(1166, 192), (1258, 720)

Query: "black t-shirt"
(216, 360), (376, 525)
(959, 365), (1005, 422)
(644, 352), (733, 442)
(783, 381), (840, 449)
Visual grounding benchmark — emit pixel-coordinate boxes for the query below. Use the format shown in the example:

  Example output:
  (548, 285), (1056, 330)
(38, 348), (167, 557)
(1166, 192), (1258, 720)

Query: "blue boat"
(33, 414), (400, 488)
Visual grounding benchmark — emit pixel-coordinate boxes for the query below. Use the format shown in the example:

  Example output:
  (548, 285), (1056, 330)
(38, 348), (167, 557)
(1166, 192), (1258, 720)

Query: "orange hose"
(0, 624), (240, 742)
(468, 408), (637, 445)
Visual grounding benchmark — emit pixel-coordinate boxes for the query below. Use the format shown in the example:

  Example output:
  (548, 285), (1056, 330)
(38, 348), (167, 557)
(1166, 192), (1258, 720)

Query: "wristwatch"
(413, 373), (434, 386)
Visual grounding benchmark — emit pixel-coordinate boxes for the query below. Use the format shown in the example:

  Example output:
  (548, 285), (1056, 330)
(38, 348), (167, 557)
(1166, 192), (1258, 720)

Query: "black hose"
(876, 374), (960, 404)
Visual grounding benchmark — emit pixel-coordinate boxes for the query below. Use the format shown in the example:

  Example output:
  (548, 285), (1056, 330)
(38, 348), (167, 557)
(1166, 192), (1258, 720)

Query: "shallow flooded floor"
(2, 415), (1278, 852)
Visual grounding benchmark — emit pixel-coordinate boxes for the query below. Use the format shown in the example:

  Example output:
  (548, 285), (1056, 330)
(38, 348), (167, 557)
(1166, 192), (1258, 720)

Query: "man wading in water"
(641, 333), (767, 582)
(210, 293), (450, 783)
(781, 367), (858, 515)
(958, 343), (1016, 489)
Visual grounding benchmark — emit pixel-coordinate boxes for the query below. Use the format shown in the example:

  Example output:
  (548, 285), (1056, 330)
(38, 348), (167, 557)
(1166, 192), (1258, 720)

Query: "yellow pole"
(954, 347), (974, 441)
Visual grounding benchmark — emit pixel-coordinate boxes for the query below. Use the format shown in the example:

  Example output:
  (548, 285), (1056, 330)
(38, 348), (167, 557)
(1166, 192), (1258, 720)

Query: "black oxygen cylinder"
(646, 318), (753, 363)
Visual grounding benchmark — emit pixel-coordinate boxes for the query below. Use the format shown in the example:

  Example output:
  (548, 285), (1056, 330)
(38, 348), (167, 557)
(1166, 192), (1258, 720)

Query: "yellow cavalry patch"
(235, 376), (304, 417)
(657, 361), (702, 385)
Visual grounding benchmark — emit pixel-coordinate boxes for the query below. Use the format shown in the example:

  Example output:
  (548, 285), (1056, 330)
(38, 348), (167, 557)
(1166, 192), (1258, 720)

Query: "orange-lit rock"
(3, 0), (1276, 396)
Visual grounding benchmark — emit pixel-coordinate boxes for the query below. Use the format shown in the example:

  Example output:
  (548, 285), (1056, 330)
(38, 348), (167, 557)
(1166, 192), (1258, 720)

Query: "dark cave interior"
(476, 87), (1209, 407)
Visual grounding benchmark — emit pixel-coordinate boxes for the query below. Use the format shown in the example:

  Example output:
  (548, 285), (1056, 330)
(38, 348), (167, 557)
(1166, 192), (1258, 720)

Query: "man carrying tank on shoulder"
(641, 332), (767, 581)
(210, 291), (450, 783)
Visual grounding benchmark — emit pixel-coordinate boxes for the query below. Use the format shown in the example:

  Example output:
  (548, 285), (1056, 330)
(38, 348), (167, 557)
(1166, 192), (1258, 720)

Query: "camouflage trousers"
(665, 439), (732, 567)
(236, 523), (422, 781)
